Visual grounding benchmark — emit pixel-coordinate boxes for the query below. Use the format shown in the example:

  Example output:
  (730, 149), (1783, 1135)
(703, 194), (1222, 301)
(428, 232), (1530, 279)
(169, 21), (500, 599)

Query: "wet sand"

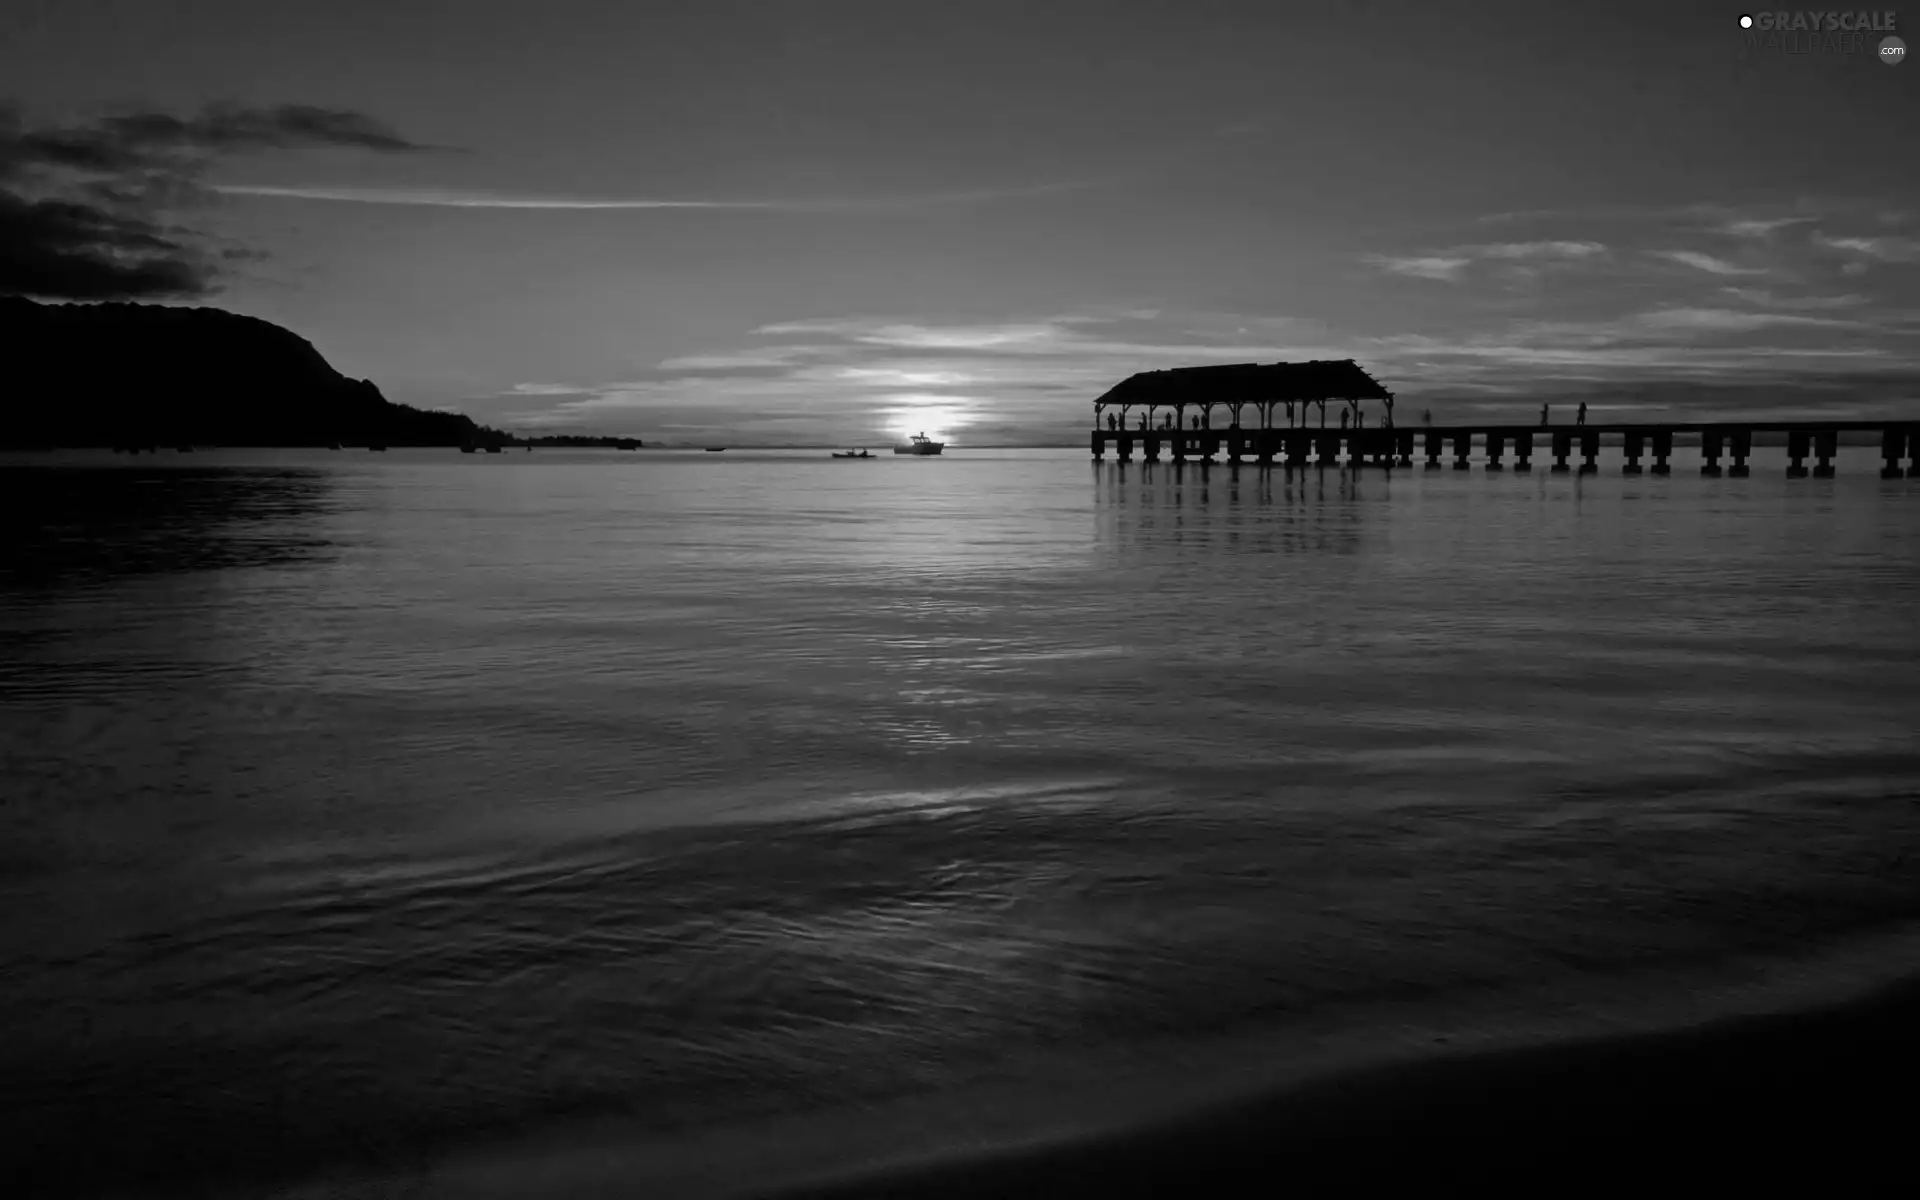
(771, 978), (1920, 1197)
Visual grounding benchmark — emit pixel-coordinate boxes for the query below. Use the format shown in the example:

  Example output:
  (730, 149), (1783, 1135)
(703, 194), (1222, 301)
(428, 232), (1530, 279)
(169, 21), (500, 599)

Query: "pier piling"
(1813, 430), (1837, 478)
(1701, 431), (1722, 477)
(1093, 415), (1913, 480)
(1787, 430), (1809, 477)
(1883, 428), (1906, 478)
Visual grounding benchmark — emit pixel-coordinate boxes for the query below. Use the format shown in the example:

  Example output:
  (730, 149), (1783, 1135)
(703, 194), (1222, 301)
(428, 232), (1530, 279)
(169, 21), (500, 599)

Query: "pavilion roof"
(1094, 360), (1394, 407)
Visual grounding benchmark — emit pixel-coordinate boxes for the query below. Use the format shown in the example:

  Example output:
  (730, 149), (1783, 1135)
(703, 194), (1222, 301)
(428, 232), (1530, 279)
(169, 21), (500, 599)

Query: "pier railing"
(1089, 422), (1920, 478)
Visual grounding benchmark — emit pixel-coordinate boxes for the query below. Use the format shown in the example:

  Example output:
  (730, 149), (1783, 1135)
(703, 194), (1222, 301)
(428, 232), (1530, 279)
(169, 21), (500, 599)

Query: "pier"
(1090, 362), (1920, 477)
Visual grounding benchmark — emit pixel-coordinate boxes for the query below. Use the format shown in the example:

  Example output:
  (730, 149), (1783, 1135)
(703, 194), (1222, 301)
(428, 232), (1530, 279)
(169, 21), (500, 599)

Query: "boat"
(831, 449), (873, 459)
(893, 432), (945, 456)
(483, 445), (503, 454)
(460, 445), (477, 454)
(705, 447), (727, 452)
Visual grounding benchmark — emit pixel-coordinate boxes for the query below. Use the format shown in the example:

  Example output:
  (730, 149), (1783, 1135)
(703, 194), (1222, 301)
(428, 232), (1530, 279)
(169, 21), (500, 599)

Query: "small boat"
(328, 443), (342, 451)
(483, 445), (503, 454)
(831, 448), (873, 459)
(460, 445), (477, 454)
(705, 447), (727, 452)
(893, 432), (945, 456)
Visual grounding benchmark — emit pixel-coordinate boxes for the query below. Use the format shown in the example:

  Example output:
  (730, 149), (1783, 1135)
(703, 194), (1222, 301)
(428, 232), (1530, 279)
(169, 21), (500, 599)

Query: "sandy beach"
(769, 977), (1920, 1197)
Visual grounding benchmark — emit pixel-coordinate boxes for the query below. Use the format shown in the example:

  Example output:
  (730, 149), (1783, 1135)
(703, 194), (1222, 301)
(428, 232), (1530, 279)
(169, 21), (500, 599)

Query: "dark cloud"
(0, 191), (213, 299)
(0, 103), (436, 179)
(0, 102), (438, 300)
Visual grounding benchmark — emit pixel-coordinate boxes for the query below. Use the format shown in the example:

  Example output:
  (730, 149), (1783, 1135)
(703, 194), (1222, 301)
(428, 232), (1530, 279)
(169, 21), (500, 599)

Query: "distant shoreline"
(0, 432), (1902, 453)
(1, 430), (1903, 453)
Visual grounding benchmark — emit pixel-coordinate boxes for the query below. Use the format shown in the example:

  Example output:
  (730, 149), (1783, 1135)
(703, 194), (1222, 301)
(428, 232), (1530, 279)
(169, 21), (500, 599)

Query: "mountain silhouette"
(0, 297), (504, 449)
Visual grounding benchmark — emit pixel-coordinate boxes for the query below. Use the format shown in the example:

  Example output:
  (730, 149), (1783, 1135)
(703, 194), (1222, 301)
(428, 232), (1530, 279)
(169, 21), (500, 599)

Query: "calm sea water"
(3, 447), (1919, 1196)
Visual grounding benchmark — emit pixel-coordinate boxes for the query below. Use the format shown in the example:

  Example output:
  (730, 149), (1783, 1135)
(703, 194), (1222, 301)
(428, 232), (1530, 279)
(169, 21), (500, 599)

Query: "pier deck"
(1090, 421), (1920, 478)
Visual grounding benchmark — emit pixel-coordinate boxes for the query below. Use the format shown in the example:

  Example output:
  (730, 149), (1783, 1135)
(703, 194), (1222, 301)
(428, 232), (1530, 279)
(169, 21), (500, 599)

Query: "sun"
(881, 400), (969, 444)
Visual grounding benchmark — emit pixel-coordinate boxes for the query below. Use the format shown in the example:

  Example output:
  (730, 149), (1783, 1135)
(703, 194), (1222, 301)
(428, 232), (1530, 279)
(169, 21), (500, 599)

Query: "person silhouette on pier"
(1285, 402), (1296, 427)
(1192, 415), (1200, 431)
(1340, 410), (1350, 430)
(1576, 402), (1587, 427)
(1422, 410), (1432, 427)
(1540, 403), (1549, 427)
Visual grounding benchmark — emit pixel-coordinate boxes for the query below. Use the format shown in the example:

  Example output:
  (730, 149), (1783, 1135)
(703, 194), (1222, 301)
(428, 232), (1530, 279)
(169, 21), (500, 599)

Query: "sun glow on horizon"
(879, 398), (976, 445)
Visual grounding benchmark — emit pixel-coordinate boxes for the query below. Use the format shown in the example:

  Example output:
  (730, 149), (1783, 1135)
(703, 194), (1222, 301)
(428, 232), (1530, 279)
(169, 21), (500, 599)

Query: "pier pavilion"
(1095, 360), (1395, 438)
(1090, 361), (1920, 477)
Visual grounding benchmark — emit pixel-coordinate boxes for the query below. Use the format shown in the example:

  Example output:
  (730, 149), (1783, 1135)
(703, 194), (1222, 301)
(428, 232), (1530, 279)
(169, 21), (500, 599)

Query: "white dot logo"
(1739, 14), (1754, 28)
(1882, 35), (1907, 64)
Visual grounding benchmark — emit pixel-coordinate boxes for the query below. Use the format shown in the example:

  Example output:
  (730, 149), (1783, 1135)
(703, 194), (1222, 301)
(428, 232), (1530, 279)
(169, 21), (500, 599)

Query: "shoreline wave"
(265, 920), (1920, 1200)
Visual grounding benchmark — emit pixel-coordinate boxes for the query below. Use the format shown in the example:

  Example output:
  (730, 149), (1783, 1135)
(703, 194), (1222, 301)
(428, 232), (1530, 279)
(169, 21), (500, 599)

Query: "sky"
(2, 0), (1916, 445)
